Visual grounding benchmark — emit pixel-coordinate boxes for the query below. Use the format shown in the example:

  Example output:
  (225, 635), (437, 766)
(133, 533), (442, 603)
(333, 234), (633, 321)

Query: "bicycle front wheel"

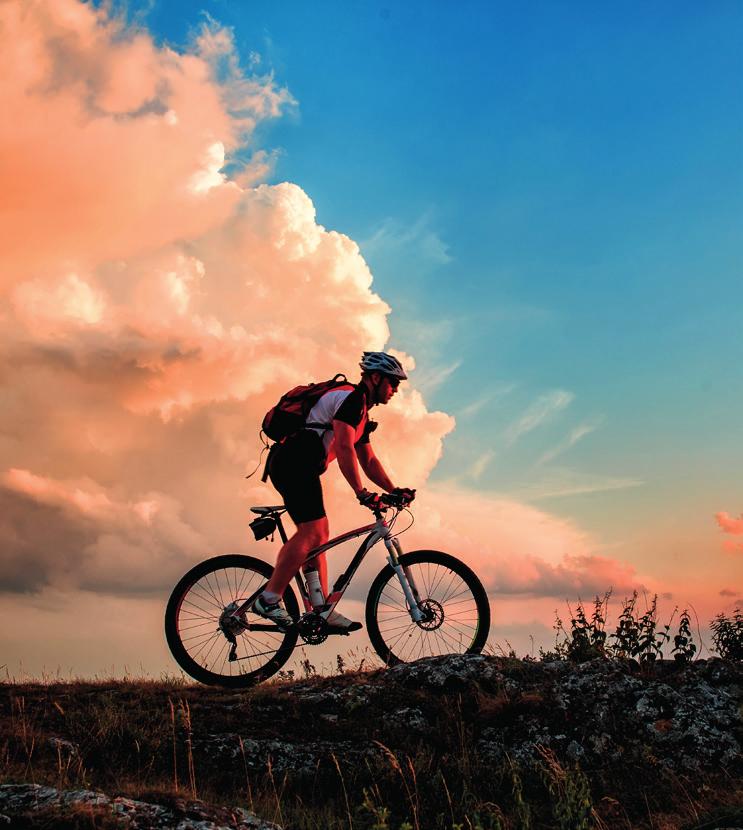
(366, 550), (490, 666)
(165, 554), (299, 688)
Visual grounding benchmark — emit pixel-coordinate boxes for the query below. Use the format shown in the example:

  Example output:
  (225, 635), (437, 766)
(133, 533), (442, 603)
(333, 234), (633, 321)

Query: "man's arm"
(356, 443), (395, 493)
(333, 420), (365, 495)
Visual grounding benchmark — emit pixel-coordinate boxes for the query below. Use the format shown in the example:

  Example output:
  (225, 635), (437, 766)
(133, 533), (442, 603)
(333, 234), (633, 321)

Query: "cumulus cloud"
(0, 0), (452, 597)
(0, 0), (291, 292)
(0, 0), (647, 677)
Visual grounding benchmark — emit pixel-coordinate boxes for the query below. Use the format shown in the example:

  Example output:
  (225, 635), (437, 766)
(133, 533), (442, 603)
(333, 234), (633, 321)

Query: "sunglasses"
(386, 376), (401, 390)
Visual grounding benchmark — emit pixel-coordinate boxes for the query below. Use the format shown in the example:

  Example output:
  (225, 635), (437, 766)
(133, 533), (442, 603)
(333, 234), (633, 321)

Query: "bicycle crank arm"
(229, 647), (286, 662)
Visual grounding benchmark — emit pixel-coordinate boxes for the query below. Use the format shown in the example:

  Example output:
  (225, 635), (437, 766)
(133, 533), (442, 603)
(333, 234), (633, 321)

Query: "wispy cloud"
(538, 417), (603, 465)
(411, 360), (462, 396)
(469, 450), (495, 481)
(392, 316), (456, 352)
(360, 213), (452, 270)
(720, 588), (739, 597)
(504, 390), (574, 446)
(457, 383), (516, 419)
(513, 468), (644, 500)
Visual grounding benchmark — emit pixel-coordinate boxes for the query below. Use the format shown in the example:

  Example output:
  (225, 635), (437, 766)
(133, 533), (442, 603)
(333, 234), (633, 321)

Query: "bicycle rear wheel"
(165, 554), (299, 687)
(365, 550), (490, 666)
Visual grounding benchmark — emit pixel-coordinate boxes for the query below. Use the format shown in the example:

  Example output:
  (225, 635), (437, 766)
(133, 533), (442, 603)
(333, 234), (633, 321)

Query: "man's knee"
(295, 518), (328, 548)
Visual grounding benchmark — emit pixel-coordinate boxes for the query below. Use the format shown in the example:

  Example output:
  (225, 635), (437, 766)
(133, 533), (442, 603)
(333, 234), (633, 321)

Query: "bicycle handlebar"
(363, 491), (413, 513)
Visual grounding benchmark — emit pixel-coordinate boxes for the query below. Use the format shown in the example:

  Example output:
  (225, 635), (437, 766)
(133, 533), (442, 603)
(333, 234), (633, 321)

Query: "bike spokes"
(366, 550), (490, 665)
(165, 555), (299, 687)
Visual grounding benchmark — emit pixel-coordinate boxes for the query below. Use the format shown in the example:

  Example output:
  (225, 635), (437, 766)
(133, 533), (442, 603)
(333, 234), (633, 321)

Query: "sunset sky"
(1, 0), (741, 678)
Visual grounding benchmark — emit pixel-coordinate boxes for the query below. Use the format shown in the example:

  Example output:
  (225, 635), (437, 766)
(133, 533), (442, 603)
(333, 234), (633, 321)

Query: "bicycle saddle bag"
(250, 516), (276, 541)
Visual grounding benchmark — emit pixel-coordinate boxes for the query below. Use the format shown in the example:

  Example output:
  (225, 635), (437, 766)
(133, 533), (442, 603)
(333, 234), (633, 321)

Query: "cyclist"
(252, 351), (416, 632)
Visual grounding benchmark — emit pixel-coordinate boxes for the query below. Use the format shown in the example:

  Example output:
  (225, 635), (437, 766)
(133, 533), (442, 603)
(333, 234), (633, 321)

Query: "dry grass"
(1, 662), (742, 830)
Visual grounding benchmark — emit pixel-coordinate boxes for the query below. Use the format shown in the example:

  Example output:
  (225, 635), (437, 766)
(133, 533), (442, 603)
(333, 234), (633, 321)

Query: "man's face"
(378, 374), (400, 404)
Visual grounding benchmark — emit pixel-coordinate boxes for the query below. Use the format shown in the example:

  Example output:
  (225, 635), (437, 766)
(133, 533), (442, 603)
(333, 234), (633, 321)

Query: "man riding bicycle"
(252, 351), (416, 632)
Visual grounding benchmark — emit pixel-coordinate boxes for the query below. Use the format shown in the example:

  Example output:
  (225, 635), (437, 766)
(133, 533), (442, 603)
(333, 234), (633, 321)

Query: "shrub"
(547, 592), (697, 664)
(671, 609), (697, 662)
(710, 608), (743, 660)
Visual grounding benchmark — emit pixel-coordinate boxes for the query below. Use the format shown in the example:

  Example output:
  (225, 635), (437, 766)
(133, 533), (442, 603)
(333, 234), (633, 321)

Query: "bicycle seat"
(250, 505), (287, 515)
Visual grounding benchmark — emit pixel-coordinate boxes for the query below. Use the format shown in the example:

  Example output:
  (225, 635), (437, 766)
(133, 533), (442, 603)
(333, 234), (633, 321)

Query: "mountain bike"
(164, 494), (490, 687)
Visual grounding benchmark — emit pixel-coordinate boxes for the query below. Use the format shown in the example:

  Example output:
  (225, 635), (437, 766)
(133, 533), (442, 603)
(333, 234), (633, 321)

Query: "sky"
(0, 0), (741, 678)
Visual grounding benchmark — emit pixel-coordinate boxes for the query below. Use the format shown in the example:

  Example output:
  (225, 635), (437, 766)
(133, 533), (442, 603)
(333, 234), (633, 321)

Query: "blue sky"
(128, 0), (743, 545)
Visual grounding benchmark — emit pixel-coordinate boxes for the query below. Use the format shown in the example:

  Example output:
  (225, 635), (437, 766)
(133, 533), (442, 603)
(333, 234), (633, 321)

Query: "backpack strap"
(260, 441), (279, 483)
(305, 420), (331, 431)
(304, 378), (354, 433)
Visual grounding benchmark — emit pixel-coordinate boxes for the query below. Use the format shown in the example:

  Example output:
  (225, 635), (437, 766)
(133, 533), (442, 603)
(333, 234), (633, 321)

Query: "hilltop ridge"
(2, 655), (742, 828)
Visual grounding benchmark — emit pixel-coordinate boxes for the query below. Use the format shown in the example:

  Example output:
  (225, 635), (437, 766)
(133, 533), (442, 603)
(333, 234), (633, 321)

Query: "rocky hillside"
(2, 655), (742, 829)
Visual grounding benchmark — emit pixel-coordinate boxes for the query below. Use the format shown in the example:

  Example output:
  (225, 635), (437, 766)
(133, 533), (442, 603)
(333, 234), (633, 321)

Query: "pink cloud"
(0, 1), (291, 291)
(716, 511), (743, 535)
(0, 1), (656, 673)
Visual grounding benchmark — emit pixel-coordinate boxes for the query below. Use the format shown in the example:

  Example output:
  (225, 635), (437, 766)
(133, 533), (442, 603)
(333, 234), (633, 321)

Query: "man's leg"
(308, 551), (328, 596)
(263, 517), (329, 598)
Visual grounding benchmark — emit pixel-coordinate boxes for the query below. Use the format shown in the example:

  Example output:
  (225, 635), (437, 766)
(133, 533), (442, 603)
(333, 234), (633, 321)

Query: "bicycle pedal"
(326, 622), (363, 635)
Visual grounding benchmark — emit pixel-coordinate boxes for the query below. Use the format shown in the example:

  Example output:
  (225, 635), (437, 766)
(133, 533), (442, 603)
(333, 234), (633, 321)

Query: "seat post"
(274, 512), (289, 544)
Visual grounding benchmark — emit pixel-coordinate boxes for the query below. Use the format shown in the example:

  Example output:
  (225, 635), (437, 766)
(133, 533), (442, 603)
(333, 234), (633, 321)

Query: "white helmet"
(359, 351), (408, 380)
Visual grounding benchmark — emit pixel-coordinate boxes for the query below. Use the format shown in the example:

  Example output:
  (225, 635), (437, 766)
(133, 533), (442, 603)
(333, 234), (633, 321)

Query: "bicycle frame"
(234, 507), (426, 627)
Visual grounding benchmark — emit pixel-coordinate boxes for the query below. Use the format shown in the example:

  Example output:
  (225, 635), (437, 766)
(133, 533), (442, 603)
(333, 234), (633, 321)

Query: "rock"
(386, 653), (495, 688)
(0, 784), (282, 830)
(198, 733), (383, 777)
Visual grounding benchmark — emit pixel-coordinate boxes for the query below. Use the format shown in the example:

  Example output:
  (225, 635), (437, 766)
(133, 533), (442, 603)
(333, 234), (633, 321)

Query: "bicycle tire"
(365, 550), (490, 666)
(165, 554), (299, 687)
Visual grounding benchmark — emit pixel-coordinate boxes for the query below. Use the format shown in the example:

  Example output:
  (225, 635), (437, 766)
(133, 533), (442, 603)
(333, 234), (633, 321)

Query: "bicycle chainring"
(298, 612), (329, 645)
(416, 599), (444, 631)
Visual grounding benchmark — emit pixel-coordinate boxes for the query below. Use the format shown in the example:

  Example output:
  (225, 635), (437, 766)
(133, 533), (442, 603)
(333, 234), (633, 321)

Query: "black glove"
(357, 488), (384, 510)
(391, 487), (416, 506)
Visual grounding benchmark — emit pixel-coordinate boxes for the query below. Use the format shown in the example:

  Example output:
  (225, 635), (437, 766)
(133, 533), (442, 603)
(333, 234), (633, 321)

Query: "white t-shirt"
(305, 385), (372, 463)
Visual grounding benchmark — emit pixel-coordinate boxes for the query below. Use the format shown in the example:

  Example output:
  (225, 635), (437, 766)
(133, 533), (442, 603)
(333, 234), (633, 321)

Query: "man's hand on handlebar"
(357, 488), (385, 511)
(390, 487), (416, 506)
(357, 487), (416, 512)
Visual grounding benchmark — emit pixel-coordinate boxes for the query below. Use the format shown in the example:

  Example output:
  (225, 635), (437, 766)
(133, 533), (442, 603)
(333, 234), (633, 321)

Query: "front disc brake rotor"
(416, 599), (444, 631)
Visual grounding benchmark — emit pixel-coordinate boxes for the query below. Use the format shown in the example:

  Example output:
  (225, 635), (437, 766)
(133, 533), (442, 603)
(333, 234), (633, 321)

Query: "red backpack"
(261, 374), (352, 443)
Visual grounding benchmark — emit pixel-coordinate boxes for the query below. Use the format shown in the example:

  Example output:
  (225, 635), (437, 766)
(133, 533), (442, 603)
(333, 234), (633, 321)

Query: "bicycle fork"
(384, 537), (425, 623)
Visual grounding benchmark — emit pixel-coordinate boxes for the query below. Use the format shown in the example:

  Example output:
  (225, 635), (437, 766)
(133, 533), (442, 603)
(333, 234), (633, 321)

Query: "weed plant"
(711, 608), (743, 660)
(545, 593), (742, 664)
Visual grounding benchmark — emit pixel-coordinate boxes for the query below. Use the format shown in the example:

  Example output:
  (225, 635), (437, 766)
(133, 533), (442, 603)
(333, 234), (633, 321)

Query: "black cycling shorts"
(268, 431), (327, 525)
